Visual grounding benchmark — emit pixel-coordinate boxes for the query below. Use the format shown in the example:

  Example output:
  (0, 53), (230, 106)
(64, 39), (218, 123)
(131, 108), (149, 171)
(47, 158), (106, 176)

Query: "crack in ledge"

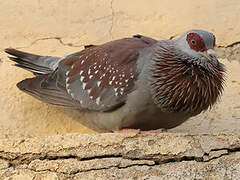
(0, 146), (240, 174)
(29, 157), (157, 176)
(217, 41), (240, 48)
(15, 37), (85, 49)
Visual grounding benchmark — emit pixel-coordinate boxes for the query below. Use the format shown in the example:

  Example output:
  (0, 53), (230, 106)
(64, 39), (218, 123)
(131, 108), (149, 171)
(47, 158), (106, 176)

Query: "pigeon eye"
(187, 32), (207, 52)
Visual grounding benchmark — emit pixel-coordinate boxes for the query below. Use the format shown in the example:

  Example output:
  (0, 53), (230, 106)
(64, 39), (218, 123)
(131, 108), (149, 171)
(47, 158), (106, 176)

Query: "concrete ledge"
(0, 133), (239, 179)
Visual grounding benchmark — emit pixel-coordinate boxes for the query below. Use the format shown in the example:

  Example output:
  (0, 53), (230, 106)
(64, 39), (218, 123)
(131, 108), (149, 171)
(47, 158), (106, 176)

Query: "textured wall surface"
(0, 0), (240, 138)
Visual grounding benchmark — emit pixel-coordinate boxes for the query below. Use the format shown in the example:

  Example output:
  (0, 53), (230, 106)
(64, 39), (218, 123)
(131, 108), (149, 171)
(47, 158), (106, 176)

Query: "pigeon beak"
(201, 49), (219, 67)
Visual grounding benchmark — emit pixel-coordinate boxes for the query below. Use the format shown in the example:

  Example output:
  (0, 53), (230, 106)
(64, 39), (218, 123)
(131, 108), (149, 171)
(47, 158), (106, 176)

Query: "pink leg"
(117, 128), (141, 134)
(140, 129), (167, 134)
(117, 128), (166, 134)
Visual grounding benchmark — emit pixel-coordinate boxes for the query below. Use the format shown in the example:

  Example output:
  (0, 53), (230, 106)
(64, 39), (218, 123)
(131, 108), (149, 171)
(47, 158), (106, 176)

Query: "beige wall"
(0, 0), (240, 138)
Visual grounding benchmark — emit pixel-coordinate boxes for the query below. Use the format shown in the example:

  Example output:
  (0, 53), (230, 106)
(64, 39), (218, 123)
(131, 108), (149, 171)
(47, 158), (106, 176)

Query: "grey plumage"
(5, 48), (61, 75)
(5, 30), (225, 132)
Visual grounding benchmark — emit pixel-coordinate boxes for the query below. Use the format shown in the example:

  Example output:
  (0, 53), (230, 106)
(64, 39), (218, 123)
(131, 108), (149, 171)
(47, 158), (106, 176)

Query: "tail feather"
(5, 48), (42, 60)
(17, 76), (77, 107)
(5, 48), (61, 75)
(9, 56), (52, 74)
(5, 48), (77, 107)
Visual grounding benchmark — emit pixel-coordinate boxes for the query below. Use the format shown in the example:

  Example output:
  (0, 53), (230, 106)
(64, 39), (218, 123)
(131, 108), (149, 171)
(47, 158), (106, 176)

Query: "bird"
(5, 29), (225, 133)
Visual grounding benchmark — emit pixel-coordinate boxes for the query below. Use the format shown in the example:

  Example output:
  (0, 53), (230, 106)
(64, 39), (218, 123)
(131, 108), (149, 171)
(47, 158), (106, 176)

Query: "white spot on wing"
(67, 88), (71, 94)
(87, 89), (91, 95)
(100, 74), (106, 79)
(80, 76), (84, 82)
(66, 77), (70, 83)
(79, 70), (84, 76)
(97, 81), (101, 87)
(96, 97), (100, 105)
(66, 71), (69, 76)
(82, 82), (87, 89)
(71, 93), (75, 98)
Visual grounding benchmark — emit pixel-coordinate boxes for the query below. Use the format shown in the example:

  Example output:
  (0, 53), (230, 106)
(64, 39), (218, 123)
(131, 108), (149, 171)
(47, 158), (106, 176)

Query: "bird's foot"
(140, 128), (167, 134)
(117, 128), (167, 134)
(117, 128), (141, 134)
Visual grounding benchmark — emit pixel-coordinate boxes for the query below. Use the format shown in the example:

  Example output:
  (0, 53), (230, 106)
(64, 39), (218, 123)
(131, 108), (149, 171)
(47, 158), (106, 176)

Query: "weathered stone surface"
(0, 133), (239, 179)
(0, 160), (10, 171)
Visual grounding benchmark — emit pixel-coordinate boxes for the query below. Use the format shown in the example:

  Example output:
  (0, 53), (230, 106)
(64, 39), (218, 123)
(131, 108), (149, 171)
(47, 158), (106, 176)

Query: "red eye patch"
(186, 33), (207, 52)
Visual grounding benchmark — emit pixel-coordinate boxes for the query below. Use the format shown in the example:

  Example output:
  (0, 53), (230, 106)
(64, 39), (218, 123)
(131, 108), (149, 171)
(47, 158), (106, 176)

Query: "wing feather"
(57, 36), (157, 111)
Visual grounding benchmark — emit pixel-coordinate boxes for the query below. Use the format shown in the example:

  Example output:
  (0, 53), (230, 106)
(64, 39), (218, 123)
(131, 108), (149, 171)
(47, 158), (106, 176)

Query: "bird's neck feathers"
(149, 40), (225, 114)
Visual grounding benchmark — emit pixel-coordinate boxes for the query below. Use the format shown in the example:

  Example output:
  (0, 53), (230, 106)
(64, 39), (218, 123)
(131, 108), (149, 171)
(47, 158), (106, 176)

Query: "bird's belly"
(121, 105), (192, 130)
(82, 104), (192, 132)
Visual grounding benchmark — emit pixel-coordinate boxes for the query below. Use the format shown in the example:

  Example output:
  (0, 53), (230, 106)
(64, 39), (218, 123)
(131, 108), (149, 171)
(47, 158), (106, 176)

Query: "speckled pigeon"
(5, 29), (225, 132)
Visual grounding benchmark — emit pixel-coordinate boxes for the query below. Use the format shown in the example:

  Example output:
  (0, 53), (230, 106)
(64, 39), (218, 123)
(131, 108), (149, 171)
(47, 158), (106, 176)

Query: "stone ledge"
(0, 133), (239, 179)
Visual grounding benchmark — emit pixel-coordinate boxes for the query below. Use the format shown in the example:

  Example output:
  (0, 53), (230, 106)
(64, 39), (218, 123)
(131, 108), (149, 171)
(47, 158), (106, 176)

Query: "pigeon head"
(176, 29), (219, 68)
(186, 30), (215, 51)
(150, 29), (225, 114)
